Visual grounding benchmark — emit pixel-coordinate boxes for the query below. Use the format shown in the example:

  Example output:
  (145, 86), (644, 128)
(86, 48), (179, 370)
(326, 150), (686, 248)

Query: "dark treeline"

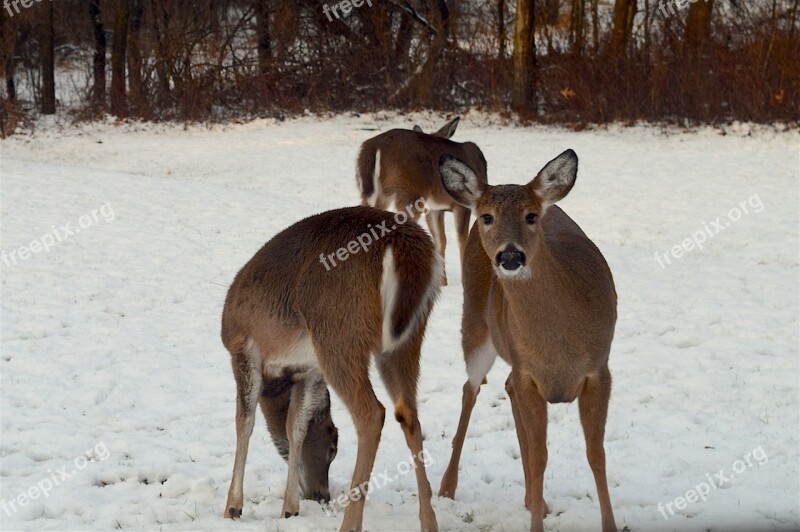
(0, 0), (797, 135)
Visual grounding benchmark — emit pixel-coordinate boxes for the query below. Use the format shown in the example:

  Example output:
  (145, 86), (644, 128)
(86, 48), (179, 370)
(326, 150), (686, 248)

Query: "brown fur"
(356, 118), (487, 284)
(437, 150), (618, 532)
(222, 206), (441, 532)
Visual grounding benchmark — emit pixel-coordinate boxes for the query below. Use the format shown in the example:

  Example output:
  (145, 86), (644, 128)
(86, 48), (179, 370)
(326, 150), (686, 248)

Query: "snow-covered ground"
(1, 115), (798, 531)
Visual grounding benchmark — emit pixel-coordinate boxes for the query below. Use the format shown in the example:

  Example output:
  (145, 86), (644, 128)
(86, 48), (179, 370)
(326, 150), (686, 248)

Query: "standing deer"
(222, 206), (442, 532)
(356, 117), (487, 285)
(437, 150), (618, 532)
(259, 369), (339, 505)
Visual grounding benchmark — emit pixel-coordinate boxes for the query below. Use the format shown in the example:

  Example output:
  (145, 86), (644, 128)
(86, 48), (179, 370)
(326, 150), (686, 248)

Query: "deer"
(436, 149), (618, 532)
(356, 117), (487, 285)
(222, 206), (442, 532)
(259, 368), (339, 505)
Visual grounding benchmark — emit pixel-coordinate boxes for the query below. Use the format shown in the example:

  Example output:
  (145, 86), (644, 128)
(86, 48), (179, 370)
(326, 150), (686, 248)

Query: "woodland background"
(0, 0), (798, 135)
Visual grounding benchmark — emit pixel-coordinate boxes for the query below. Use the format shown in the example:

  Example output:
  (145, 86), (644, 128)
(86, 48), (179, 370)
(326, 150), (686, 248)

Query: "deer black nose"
(496, 246), (526, 270)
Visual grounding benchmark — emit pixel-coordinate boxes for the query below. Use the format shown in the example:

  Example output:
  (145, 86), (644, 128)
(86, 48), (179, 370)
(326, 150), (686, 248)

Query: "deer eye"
(482, 214), (494, 225)
(525, 213), (537, 225)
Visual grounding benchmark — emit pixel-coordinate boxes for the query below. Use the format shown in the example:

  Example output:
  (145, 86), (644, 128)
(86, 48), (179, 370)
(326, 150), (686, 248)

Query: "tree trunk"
(366, 7), (394, 94)
(150, 0), (171, 97)
(685, 0), (714, 49)
(0, 8), (16, 101)
(393, 9), (413, 66)
(643, 0), (651, 58)
(497, 0), (506, 59)
(40, 0), (55, 114)
(571, 0), (585, 56)
(127, 0), (144, 112)
(591, 0), (599, 52)
(392, 0), (449, 107)
(416, 0), (449, 106)
(512, 0), (536, 111)
(255, 0), (271, 76)
(89, 0), (106, 107)
(545, 0), (559, 25)
(110, 0), (128, 118)
(609, 0), (637, 59)
(544, 0), (558, 54)
(4, 55), (14, 102)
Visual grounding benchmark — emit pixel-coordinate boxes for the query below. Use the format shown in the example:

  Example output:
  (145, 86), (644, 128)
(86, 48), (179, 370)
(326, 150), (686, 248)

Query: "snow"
(1, 114), (798, 531)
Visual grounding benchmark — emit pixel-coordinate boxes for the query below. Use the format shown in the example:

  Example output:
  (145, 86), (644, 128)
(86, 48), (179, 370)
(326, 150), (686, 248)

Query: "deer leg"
(377, 329), (438, 532)
(438, 382), (478, 499)
(511, 371), (548, 532)
(425, 210), (448, 285)
(579, 368), (617, 532)
(439, 339), (496, 499)
(313, 343), (384, 532)
(225, 340), (264, 519)
(281, 370), (323, 518)
(505, 373), (548, 514)
(453, 205), (471, 266)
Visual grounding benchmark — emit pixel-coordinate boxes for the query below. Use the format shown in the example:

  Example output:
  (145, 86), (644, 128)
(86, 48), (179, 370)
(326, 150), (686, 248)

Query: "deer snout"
(496, 245), (526, 271)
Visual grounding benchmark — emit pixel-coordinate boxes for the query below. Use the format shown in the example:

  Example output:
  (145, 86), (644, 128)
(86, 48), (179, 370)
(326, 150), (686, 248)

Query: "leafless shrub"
(0, 0), (796, 130)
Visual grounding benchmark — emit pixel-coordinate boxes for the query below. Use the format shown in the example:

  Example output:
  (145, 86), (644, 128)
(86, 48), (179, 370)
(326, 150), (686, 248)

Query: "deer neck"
(499, 228), (567, 328)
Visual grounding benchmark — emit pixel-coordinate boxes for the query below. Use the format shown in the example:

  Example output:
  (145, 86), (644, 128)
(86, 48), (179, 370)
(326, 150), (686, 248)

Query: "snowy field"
(1, 115), (798, 531)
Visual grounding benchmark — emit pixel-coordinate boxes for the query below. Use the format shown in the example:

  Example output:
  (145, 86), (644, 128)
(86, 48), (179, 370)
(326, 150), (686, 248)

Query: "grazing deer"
(259, 369), (338, 505)
(356, 117), (487, 285)
(222, 206), (442, 532)
(437, 150), (618, 532)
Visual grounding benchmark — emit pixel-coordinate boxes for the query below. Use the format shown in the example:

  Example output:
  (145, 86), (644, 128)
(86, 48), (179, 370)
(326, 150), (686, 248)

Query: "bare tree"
(40, 0), (55, 114)
(543, 0), (559, 53)
(609, 0), (637, 58)
(392, 0), (449, 107)
(0, 8), (16, 101)
(571, 0), (585, 55)
(418, 0), (449, 106)
(127, 0), (144, 112)
(643, 0), (652, 57)
(497, 0), (507, 58)
(393, 8), (414, 70)
(255, 0), (271, 76)
(512, 0), (536, 110)
(110, 0), (128, 117)
(686, 0), (714, 48)
(89, 0), (106, 106)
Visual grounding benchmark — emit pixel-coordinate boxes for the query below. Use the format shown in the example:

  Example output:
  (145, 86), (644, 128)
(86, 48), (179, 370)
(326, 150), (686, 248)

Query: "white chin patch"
(494, 265), (531, 280)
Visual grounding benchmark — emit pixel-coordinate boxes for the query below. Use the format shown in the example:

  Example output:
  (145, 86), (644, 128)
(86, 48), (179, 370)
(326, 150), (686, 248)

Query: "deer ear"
(434, 117), (460, 139)
(440, 155), (485, 209)
(532, 149), (578, 205)
(412, 125), (423, 133)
